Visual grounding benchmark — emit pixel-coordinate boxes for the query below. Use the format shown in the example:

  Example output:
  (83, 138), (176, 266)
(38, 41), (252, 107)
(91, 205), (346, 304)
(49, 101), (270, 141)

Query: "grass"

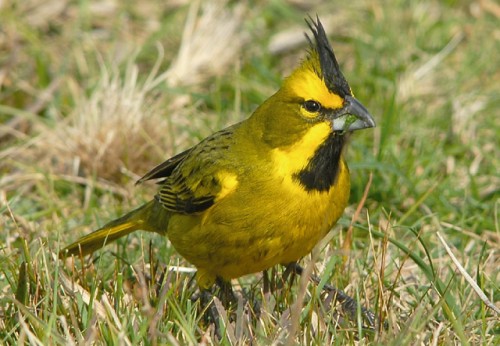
(1, 0), (499, 344)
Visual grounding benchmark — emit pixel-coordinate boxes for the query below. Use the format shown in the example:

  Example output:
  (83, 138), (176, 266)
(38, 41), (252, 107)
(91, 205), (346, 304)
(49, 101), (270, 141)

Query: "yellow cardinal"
(61, 18), (375, 289)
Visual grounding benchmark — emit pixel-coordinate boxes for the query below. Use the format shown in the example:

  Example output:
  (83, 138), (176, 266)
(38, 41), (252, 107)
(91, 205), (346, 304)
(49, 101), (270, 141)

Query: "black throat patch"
(294, 134), (345, 192)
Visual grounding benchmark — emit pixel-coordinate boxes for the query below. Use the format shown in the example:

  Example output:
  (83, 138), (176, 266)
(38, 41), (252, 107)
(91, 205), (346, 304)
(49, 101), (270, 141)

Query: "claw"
(288, 262), (379, 330)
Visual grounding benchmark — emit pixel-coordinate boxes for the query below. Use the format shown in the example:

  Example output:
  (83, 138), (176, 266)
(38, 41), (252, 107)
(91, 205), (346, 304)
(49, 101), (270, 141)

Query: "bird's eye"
(303, 100), (321, 113)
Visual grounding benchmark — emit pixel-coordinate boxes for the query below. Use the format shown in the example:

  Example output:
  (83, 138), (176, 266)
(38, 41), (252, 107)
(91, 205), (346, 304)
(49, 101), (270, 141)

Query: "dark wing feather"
(156, 174), (216, 214)
(154, 123), (241, 215)
(136, 148), (192, 185)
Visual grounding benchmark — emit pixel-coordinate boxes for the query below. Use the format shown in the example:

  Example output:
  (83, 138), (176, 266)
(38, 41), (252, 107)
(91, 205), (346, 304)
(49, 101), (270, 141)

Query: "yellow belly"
(167, 159), (350, 288)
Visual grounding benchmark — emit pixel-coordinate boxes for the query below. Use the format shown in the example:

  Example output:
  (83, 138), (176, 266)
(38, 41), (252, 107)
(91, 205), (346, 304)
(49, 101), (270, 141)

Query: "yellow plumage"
(61, 18), (375, 290)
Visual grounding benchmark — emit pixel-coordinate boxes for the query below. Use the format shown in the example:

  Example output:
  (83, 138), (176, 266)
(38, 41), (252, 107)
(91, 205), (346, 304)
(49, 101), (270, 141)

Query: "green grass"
(1, 0), (499, 344)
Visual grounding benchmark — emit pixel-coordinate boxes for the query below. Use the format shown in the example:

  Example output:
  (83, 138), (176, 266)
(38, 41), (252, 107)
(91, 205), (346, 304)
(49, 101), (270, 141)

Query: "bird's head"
(253, 17), (375, 148)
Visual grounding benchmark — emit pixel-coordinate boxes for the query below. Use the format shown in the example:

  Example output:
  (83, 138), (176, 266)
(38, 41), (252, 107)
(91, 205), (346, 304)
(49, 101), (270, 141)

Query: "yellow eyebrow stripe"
(286, 67), (344, 110)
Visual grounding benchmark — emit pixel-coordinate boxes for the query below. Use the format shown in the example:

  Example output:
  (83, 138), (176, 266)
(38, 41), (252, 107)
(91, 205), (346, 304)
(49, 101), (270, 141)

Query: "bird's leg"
(263, 269), (270, 294)
(198, 289), (224, 340)
(215, 277), (237, 308)
(197, 278), (238, 322)
(281, 262), (298, 286)
(288, 262), (377, 329)
(263, 265), (297, 295)
(195, 279), (235, 341)
(195, 278), (236, 318)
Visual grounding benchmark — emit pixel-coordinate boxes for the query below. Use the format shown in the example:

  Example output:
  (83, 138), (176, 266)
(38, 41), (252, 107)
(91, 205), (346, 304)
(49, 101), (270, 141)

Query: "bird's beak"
(332, 95), (376, 132)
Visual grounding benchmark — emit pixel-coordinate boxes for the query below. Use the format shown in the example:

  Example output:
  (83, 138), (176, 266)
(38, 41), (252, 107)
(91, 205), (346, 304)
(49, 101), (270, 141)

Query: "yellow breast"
(166, 126), (350, 288)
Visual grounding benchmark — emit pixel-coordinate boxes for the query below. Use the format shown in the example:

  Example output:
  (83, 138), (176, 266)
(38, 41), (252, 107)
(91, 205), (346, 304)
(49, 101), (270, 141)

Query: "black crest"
(305, 16), (351, 98)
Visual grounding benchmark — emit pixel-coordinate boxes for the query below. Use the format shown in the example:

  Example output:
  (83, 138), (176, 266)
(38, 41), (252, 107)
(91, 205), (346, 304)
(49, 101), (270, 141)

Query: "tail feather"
(60, 200), (159, 257)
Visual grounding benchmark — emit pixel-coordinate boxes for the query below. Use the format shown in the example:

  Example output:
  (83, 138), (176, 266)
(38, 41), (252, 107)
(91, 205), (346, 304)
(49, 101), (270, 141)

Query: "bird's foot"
(288, 262), (379, 330)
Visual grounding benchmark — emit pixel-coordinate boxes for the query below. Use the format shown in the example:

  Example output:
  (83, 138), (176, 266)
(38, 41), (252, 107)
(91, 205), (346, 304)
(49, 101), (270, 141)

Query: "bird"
(60, 17), (375, 292)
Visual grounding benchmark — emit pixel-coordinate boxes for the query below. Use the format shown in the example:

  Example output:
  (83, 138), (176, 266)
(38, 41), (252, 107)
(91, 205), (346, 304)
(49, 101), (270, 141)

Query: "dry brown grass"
(2, 0), (246, 185)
